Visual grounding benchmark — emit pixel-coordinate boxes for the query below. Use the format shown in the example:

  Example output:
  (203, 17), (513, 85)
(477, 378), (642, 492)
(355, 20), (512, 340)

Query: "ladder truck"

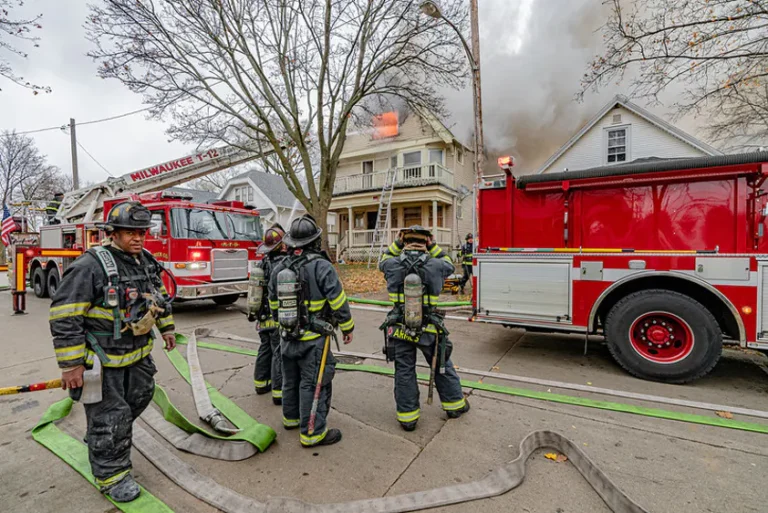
(20, 143), (276, 306)
(473, 152), (768, 384)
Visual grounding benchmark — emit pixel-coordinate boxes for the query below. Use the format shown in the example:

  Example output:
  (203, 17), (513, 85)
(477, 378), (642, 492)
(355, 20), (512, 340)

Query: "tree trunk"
(311, 201), (332, 260)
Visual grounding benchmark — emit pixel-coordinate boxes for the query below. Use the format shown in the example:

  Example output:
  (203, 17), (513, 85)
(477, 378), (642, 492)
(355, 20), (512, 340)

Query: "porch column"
(347, 206), (353, 247)
(432, 200), (438, 240)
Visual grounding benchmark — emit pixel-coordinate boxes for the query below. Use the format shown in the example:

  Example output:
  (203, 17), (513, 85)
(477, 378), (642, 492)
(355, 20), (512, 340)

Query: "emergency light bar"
(497, 156), (515, 171)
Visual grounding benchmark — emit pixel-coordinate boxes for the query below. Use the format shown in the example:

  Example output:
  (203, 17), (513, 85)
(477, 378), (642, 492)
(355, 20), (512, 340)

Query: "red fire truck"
(25, 143), (274, 305)
(473, 152), (768, 383)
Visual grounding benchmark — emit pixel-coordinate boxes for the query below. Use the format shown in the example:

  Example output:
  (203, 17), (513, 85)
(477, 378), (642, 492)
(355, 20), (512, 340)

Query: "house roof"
(165, 186), (219, 203)
(536, 95), (722, 174)
(228, 170), (299, 209)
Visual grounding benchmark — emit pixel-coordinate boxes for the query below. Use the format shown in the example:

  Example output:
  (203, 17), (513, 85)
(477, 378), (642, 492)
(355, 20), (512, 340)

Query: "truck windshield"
(170, 208), (263, 241)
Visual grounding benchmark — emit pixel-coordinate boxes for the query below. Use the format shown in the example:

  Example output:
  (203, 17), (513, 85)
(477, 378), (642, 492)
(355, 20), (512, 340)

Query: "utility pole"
(69, 118), (80, 190)
(469, 0), (484, 249)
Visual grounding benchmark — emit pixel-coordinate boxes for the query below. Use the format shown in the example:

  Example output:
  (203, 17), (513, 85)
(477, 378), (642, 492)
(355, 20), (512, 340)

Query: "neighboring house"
(165, 186), (220, 203)
(331, 108), (474, 262)
(219, 170), (304, 229)
(537, 95), (721, 175)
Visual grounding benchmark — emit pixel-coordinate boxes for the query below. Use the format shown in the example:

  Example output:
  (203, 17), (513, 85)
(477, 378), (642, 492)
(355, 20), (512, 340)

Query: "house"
(218, 170), (338, 241)
(536, 95), (721, 175)
(330, 108), (474, 261)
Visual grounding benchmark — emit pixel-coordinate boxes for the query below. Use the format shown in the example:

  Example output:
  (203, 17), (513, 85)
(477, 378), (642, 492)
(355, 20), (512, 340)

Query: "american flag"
(1, 204), (18, 247)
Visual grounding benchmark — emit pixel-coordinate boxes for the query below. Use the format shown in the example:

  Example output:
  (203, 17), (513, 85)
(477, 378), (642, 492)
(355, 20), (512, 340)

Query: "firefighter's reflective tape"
(182, 338), (768, 435)
(164, 340), (276, 453)
(185, 328), (240, 435)
(31, 398), (173, 513)
(141, 386), (258, 461)
(132, 423), (648, 513)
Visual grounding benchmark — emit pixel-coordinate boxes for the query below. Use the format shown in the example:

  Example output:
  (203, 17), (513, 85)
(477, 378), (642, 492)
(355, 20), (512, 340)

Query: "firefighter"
(268, 214), (354, 447)
(379, 226), (470, 431)
(458, 233), (473, 294)
(50, 201), (176, 503)
(253, 223), (287, 404)
(45, 192), (64, 225)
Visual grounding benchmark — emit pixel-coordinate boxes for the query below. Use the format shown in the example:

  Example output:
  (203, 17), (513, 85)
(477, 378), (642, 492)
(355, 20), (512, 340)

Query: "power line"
(75, 139), (114, 177)
(12, 107), (151, 136)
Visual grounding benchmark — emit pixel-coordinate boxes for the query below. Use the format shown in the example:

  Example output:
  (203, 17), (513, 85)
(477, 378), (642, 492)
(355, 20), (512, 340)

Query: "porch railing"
(334, 164), (454, 195)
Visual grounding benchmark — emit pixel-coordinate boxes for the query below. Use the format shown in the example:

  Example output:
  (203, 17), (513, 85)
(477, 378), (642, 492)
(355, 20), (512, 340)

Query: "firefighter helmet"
(402, 225), (431, 245)
(102, 201), (153, 232)
(466, 233), (473, 241)
(258, 223), (286, 254)
(283, 214), (322, 248)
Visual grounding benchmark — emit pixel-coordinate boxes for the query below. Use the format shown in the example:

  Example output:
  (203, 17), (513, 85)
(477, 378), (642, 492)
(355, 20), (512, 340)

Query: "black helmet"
(466, 233), (473, 240)
(102, 201), (153, 232)
(283, 214), (322, 248)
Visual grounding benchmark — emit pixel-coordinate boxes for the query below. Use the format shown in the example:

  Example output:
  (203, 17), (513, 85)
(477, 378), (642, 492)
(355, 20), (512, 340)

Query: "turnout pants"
(460, 264), (472, 289)
(84, 355), (156, 489)
(254, 328), (283, 399)
(393, 334), (465, 425)
(281, 336), (336, 446)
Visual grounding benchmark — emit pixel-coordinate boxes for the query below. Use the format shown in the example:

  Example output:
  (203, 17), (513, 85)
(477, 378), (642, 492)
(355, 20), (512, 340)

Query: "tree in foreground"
(86, 0), (468, 248)
(0, 0), (49, 93)
(582, 0), (768, 150)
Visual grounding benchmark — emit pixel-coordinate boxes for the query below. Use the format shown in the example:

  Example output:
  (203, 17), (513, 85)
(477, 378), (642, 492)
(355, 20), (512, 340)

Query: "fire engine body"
(474, 152), (768, 383)
(26, 143), (275, 304)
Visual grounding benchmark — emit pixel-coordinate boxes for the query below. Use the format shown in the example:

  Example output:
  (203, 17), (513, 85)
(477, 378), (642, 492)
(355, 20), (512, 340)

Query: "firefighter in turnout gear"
(268, 214), (354, 447)
(379, 226), (470, 431)
(458, 233), (473, 294)
(45, 192), (64, 225)
(49, 201), (176, 503)
(251, 223), (287, 404)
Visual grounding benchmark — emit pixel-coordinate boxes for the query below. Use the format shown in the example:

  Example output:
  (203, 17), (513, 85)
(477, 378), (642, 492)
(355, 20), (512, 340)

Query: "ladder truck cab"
(25, 143), (276, 305)
(474, 152), (768, 384)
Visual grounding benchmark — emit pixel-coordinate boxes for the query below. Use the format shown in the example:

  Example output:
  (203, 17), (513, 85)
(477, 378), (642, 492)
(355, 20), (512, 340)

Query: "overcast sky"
(1, 0), (703, 185)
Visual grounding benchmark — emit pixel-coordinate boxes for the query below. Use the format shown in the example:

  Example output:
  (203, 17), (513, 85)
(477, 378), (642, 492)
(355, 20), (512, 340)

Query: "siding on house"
(542, 106), (712, 174)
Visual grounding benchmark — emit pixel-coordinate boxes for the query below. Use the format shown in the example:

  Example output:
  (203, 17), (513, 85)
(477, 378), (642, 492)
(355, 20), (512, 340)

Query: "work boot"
(103, 474), (140, 503)
(399, 420), (418, 432)
(272, 397), (283, 406)
(446, 399), (471, 419)
(302, 428), (342, 447)
(255, 386), (271, 395)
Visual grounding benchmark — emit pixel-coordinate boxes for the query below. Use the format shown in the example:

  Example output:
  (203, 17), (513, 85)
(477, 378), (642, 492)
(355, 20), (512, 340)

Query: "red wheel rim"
(628, 311), (694, 364)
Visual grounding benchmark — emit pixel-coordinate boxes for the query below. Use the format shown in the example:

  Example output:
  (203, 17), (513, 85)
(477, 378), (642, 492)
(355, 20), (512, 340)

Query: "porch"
(333, 164), (454, 196)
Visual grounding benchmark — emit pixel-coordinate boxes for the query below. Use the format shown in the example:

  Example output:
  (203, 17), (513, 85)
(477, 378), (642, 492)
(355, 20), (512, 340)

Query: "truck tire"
(33, 268), (48, 298)
(47, 268), (61, 299)
(213, 294), (240, 306)
(604, 289), (722, 384)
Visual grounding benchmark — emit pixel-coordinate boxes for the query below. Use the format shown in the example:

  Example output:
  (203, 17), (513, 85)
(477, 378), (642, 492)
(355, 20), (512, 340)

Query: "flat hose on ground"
(133, 426), (648, 513)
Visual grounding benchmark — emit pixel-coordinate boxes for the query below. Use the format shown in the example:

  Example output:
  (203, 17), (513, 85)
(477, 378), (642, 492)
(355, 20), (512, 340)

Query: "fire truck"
(473, 152), (768, 383)
(26, 143), (275, 305)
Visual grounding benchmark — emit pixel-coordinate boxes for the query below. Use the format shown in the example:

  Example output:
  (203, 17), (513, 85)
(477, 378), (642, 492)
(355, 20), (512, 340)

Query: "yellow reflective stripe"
(339, 318), (354, 331)
(269, 300), (279, 310)
(422, 295), (439, 305)
(429, 245), (442, 257)
(442, 398), (467, 411)
(156, 316), (174, 328)
(272, 389), (283, 399)
(444, 256), (454, 263)
(308, 299), (327, 312)
(254, 379), (271, 388)
(424, 324), (437, 334)
(397, 409), (420, 422)
(329, 291), (347, 310)
(55, 344), (86, 362)
(300, 331), (322, 341)
(95, 468), (131, 488)
(388, 243), (402, 256)
(84, 306), (115, 320)
(300, 429), (328, 446)
(88, 340), (154, 368)
(388, 292), (404, 302)
(260, 319), (279, 329)
(381, 253), (394, 262)
(283, 417), (300, 427)
(50, 302), (91, 321)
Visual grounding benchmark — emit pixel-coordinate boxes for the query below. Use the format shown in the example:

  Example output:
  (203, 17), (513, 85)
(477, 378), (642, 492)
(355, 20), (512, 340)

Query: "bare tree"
(0, 0), (50, 93)
(86, 0), (468, 248)
(0, 130), (65, 206)
(582, 0), (768, 150)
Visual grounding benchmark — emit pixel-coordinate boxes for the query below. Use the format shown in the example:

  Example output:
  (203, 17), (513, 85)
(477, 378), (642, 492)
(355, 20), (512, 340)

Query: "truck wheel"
(213, 294), (240, 306)
(47, 268), (60, 298)
(33, 268), (48, 298)
(604, 289), (722, 384)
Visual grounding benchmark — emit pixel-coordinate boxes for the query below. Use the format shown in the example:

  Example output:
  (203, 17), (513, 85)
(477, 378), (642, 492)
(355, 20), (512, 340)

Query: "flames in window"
(372, 111), (399, 140)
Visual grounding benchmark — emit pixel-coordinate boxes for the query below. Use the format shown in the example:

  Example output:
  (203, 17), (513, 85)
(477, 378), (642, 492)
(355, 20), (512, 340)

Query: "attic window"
(612, 114), (622, 124)
(606, 128), (628, 164)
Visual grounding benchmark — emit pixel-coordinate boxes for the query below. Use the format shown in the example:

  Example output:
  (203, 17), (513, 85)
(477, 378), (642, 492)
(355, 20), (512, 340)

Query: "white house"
(218, 170), (337, 240)
(537, 95), (722, 175)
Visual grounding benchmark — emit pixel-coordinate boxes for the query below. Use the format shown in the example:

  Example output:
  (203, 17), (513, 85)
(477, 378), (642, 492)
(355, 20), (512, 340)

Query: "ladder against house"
(367, 167), (397, 267)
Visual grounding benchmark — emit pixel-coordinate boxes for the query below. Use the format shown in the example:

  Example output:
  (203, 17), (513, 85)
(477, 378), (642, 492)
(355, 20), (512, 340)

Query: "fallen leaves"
(715, 411), (734, 419)
(545, 453), (568, 463)
(336, 264), (386, 294)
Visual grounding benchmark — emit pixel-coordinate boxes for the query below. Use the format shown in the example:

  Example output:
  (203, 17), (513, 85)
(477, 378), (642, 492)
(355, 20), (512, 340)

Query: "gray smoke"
(439, 0), (686, 174)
